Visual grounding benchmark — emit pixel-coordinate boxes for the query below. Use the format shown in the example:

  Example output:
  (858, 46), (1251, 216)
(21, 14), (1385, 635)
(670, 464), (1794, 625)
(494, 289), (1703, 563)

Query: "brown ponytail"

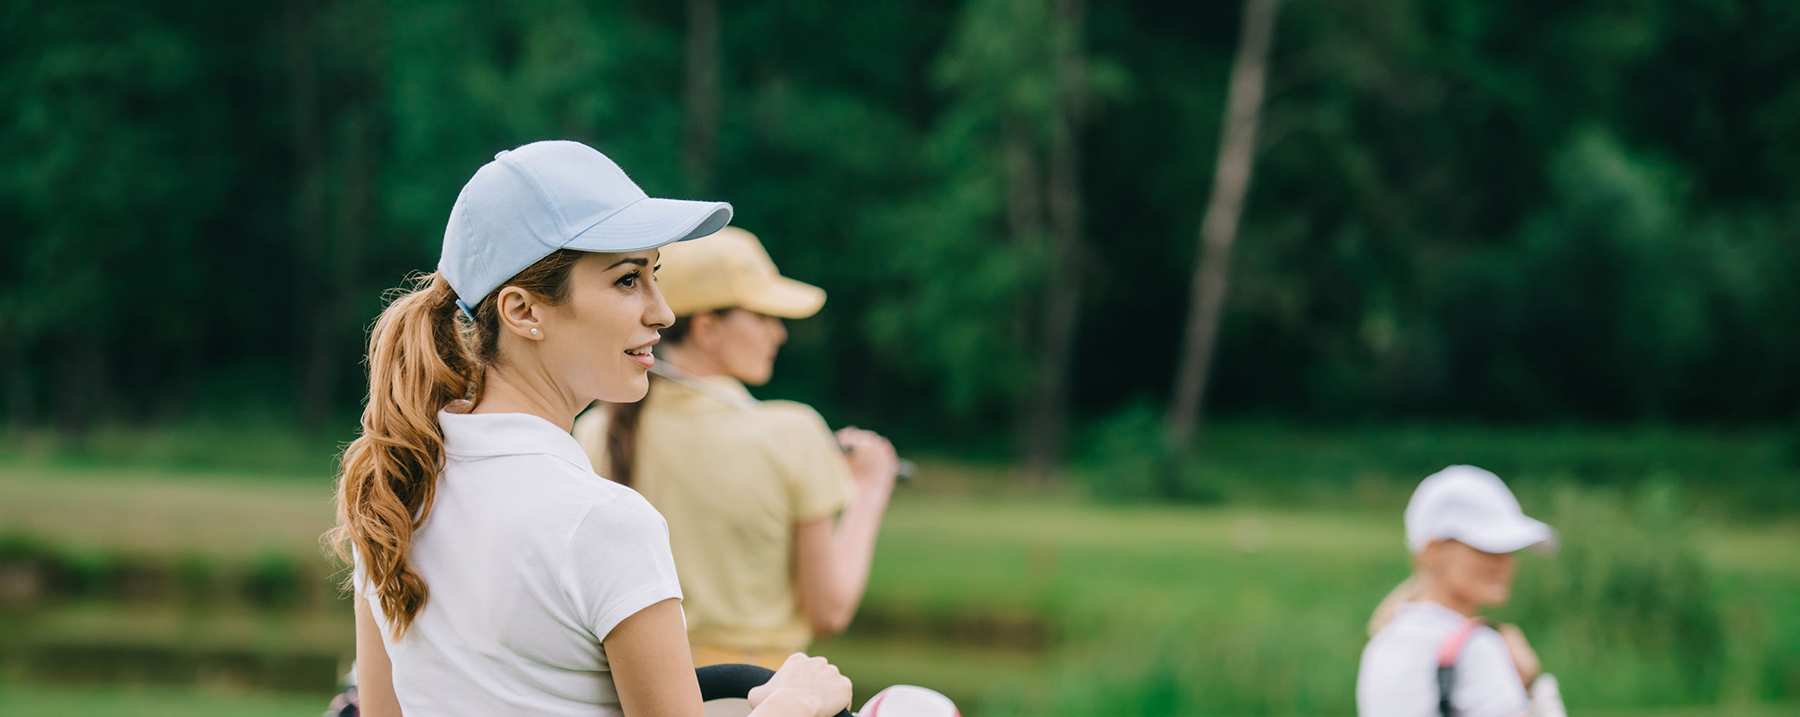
(330, 251), (583, 639)
(600, 313), (701, 487)
(604, 399), (646, 486)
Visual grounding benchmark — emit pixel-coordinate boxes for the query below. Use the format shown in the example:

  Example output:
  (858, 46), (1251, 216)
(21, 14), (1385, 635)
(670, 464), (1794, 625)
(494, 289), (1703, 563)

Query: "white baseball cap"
(438, 140), (733, 313)
(1404, 465), (1555, 554)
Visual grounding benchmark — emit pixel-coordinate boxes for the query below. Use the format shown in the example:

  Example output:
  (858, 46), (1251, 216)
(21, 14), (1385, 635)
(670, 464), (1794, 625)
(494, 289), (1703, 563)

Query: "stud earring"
(530, 328), (540, 335)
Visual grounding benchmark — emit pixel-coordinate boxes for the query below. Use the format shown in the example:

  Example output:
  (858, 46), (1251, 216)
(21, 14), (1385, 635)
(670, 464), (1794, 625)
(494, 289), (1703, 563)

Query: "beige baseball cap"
(654, 226), (826, 319)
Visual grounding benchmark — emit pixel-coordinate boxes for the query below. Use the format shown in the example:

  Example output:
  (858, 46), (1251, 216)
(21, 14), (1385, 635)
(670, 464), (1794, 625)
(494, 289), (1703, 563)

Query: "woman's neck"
(470, 364), (582, 432)
(658, 343), (726, 378)
(1420, 580), (1478, 617)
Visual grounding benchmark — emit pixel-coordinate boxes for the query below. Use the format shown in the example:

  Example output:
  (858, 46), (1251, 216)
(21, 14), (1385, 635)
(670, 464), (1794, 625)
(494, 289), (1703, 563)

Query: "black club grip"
(695, 663), (853, 717)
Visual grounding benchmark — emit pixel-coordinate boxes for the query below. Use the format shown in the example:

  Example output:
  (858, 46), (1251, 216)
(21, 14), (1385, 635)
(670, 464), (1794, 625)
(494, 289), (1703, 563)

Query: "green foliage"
(4, 455), (1799, 711)
(55, 552), (114, 599)
(1505, 482), (1729, 706)
(243, 548), (303, 609)
(1076, 400), (1220, 503)
(0, 684), (334, 717)
(5, 0), (1800, 444)
(1044, 609), (1363, 716)
(1078, 419), (1800, 516)
(1788, 415), (1800, 466)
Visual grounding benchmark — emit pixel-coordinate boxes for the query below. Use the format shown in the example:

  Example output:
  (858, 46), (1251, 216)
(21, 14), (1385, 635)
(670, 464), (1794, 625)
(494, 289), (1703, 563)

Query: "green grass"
(0, 682), (1791, 717)
(0, 463), (336, 559)
(4, 422), (1800, 715)
(0, 683), (333, 717)
(1079, 414), (1800, 517)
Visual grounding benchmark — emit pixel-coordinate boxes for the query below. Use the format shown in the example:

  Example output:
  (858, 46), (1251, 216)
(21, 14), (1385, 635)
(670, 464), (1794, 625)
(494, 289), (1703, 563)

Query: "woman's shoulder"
(570, 481), (666, 536)
(1365, 602), (1482, 655)
(747, 399), (834, 438)
(485, 457), (667, 549)
(750, 398), (826, 423)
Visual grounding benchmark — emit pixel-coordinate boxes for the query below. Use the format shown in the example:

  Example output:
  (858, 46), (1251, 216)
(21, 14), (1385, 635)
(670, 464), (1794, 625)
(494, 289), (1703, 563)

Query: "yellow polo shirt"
(571, 375), (855, 652)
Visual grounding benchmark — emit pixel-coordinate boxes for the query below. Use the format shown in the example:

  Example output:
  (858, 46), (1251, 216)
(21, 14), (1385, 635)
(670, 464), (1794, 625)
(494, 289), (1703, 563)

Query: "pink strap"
(1436, 618), (1485, 668)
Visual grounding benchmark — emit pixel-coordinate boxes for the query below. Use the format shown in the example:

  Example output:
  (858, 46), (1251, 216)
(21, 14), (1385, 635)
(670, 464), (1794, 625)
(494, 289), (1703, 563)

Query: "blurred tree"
(4, 0), (1799, 461)
(1021, 0), (1091, 483)
(864, 0), (1064, 449)
(869, 0), (1123, 475)
(1164, 0), (1280, 461)
(283, 0), (328, 429)
(1, 0), (237, 432)
(684, 0), (720, 194)
(286, 0), (387, 430)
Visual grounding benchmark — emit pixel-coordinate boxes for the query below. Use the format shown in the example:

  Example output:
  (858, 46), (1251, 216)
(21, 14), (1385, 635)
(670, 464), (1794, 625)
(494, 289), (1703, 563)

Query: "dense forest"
(5, 0), (1798, 461)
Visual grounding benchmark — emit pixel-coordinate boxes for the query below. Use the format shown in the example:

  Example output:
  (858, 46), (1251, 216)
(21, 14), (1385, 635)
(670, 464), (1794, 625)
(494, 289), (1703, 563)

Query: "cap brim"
(564, 197), (733, 254)
(738, 275), (826, 319)
(1457, 517), (1557, 554)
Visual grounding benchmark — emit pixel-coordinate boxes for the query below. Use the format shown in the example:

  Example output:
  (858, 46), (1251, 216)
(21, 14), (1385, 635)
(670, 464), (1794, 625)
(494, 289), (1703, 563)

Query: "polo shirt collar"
(439, 410), (594, 473)
(649, 362), (757, 410)
(695, 374), (752, 398)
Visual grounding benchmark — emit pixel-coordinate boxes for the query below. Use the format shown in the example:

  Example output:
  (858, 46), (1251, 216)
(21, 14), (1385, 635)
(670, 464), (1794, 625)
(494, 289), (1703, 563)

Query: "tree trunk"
(1164, 0), (1281, 458)
(286, 0), (328, 430)
(684, 0), (720, 194)
(303, 107), (372, 430)
(55, 339), (103, 435)
(1004, 115), (1046, 477)
(3, 334), (30, 433)
(1022, 0), (1089, 484)
(301, 0), (386, 431)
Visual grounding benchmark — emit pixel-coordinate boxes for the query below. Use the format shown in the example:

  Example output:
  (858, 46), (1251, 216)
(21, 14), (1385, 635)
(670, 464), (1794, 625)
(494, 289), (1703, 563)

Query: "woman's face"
(536, 250), (674, 403)
(1423, 539), (1519, 608)
(698, 308), (788, 386)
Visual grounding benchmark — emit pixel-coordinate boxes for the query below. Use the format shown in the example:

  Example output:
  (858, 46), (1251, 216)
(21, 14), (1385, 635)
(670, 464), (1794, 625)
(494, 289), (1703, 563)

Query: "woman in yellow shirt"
(574, 227), (898, 670)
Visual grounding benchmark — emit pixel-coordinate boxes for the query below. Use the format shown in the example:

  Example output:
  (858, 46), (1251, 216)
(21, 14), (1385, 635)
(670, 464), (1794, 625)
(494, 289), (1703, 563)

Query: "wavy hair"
(329, 250), (583, 639)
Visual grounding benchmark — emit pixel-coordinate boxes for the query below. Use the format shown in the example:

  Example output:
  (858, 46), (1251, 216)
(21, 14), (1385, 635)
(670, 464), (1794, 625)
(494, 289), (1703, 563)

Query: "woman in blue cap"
(328, 141), (851, 717)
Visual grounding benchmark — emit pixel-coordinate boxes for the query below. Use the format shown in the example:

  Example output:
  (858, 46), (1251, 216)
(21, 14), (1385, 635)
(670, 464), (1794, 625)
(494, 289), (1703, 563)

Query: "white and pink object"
(858, 685), (960, 717)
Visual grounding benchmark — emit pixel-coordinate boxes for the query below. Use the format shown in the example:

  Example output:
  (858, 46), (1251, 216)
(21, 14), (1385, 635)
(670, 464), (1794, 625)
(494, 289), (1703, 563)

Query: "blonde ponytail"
(1368, 572), (1426, 636)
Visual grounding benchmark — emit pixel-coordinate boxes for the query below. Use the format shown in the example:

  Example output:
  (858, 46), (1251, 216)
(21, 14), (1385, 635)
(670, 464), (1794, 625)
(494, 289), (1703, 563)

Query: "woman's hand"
(835, 427), (898, 504)
(1498, 623), (1541, 688)
(748, 653), (852, 717)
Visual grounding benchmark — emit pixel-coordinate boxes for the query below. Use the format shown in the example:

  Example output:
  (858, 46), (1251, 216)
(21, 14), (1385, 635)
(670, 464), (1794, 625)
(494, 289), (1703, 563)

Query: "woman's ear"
(685, 310), (721, 351)
(1415, 540), (1444, 576)
(495, 286), (545, 340)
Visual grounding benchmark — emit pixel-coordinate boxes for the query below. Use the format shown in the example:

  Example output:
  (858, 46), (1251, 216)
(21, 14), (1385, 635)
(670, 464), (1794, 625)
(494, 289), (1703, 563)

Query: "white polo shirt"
(355, 410), (683, 717)
(1357, 601), (1530, 717)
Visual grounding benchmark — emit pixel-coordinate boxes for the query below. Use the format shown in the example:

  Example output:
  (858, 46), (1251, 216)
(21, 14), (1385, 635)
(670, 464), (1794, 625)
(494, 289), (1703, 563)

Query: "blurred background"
(3, 0), (1799, 715)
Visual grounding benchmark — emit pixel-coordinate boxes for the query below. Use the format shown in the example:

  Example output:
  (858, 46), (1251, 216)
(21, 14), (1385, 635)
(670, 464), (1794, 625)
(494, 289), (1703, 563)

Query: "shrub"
(1503, 480), (1726, 706)
(1076, 401), (1221, 504)
(243, 548), (304, 609)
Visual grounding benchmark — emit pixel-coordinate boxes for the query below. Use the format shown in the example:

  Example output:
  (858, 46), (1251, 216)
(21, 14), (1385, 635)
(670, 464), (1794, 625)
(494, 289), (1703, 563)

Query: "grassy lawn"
(3, 436), (1799, 715)
(0, 464), (336, 560)
(0, 683), (333, 717)
(0, 682), (1792, 717)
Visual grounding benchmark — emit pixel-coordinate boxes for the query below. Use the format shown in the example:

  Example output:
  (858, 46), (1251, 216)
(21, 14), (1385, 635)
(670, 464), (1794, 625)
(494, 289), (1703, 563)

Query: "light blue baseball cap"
(438, 140), (733, 314)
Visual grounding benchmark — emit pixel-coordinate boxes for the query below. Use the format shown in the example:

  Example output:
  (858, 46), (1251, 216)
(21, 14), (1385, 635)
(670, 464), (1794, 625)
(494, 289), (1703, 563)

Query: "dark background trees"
(5, 0), (1798, 462)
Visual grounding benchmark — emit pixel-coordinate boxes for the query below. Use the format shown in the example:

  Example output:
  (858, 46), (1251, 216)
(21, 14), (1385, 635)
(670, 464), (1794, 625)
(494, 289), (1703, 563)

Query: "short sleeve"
(762, 401), (856, 523)
(1454, 628), (1532, 717)
(349, 546), (377, 600)
(350, 547), (364, 594)
(560, 492), (685, 642)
